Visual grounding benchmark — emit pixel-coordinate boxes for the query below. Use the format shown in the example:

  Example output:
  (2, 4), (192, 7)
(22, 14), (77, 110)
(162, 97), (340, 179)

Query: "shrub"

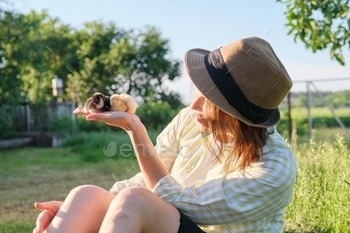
(64, 130), (160, 163)
(136, 100), (181, 131)
(0, 106), (20, 140)
(76, 116), (111, 132)
(41, 114), (75, 135)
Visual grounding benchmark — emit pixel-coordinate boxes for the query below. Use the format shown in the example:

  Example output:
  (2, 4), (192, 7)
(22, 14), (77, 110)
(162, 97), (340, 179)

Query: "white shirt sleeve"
(110, 107), (190, 193)
(152, 135), (297, 225)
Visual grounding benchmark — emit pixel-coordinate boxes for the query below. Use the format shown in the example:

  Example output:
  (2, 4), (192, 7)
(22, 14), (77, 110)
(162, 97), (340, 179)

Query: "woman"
(33, 36), (297, 233)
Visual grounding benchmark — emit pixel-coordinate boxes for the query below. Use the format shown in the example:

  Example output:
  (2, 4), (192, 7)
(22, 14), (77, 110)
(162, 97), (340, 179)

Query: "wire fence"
(286, 77), (350, 140)
(1, 77), (349, 143)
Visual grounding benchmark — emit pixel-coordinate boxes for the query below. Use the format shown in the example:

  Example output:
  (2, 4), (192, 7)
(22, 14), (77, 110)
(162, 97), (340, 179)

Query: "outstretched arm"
(74, 108), (169, 189)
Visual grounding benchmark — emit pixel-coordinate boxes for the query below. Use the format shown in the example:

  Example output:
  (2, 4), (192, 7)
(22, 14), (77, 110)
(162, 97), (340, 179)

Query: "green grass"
(0, 131), (144, 232)
(289, 126), (350, 146)
(289, 107), (350, 119)
(283, 134), (350, 232)
(0, 131), (349, 232)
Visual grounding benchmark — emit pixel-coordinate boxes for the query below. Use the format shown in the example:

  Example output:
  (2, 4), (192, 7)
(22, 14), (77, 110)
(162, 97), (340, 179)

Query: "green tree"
(123, 26), (181, 99)
(157, 90), (185, 110)
(136, 100), (178, 130)
(0, 9), (74, 104)
(0, 8), (26, 104)
(325, 90), (350, 107)
(1, 8), (182, 106)
(278, 0), (350, 65)
(67, 25), (181, 105)
(21, 11), (74, 103)
(65, 20), (125, 103)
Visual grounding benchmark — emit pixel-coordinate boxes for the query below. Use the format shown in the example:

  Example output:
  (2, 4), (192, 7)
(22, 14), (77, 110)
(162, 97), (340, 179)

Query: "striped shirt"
(111, 107), (297, 232)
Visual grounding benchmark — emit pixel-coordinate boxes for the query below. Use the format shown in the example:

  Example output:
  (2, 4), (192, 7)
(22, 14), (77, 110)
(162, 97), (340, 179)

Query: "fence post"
(306, 81), (313, 139)
(25, 104), (31, 132)
(287, 92), (292, 141)
(71, 102), (77, 132)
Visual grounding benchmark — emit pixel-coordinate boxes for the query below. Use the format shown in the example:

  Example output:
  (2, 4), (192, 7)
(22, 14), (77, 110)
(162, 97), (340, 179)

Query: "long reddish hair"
(202, 98), (271, 172)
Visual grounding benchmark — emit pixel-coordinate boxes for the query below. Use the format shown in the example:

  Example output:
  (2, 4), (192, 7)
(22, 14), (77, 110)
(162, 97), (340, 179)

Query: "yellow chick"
(110, 93), (138, 114)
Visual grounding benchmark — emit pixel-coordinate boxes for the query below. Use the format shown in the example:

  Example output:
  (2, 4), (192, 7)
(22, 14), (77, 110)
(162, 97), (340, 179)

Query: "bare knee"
(118, 186), (148, 200)
(100, 187), (151, 232)
(102, 187), (180, 233)
(109, 186), (148, 212)
(65, 184), (115, 210)
(68, 185), (106, 198)
(46, 185), (114, 233)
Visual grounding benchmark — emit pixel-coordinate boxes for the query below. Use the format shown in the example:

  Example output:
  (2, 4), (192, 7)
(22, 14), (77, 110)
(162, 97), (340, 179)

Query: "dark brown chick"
(84, 92), (111, 113)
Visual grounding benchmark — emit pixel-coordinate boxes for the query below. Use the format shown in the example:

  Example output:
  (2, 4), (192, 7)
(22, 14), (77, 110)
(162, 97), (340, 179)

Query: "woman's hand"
(74, 107), (166, 189)
(32, 201), (63, 233)
(73, 108), (141, 133)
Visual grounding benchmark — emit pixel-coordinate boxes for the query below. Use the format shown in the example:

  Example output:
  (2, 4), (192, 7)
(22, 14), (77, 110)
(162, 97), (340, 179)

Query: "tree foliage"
(0, 8), (182, 107)
(278, 0), (350, 65)
(67, 24), (181, 104)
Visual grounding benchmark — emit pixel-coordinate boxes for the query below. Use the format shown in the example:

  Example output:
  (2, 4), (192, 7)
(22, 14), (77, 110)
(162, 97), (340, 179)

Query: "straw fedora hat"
(185, 36), (292, 128)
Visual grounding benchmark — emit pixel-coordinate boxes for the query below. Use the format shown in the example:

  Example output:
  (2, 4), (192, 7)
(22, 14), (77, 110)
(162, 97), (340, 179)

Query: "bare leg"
(45, 185), (115, 233)
(100, 186), (180, 233)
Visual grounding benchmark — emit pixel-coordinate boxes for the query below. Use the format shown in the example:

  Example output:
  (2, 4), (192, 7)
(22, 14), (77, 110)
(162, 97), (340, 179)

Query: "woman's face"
(190, 90), (210, 132)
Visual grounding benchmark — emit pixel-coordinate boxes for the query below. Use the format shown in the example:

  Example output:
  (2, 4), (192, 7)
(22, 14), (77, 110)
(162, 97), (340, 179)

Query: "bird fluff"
(84, 92), (138, 114)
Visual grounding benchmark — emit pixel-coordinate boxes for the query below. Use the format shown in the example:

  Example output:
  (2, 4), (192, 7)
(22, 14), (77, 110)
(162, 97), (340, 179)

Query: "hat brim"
(184, 48), (280, 128)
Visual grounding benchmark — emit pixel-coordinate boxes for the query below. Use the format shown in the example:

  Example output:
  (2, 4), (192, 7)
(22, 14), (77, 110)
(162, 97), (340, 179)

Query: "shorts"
(177, 209), (206, 233)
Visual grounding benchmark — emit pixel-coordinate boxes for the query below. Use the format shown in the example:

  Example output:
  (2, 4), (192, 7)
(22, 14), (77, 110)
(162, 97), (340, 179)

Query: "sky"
(9, 0), (350, 104)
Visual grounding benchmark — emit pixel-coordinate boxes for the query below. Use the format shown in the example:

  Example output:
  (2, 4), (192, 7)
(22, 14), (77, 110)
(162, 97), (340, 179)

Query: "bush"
(40, 113), (119, 134)
(76, 116), (111, 132)
(41, 114), (75, 135)
(136, 100), (181, 131)
(0, 106), (20, 140)
(64, 130), (160, 163)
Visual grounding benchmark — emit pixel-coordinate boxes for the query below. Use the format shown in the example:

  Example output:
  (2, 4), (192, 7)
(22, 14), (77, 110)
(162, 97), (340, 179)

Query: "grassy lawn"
(1, 131), (349, 232)
(0, 132), (142, 233)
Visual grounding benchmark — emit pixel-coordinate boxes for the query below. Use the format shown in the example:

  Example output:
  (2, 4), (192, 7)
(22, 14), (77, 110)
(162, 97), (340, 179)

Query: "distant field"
(289, 107), (350, 119)
(1, 131), (349, 232)
(278, 107), (350, 144)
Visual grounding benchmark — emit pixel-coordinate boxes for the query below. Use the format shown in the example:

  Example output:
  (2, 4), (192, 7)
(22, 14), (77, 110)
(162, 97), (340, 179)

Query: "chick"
(110, 93), (138, 114)
(84, 92), (111, 113)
